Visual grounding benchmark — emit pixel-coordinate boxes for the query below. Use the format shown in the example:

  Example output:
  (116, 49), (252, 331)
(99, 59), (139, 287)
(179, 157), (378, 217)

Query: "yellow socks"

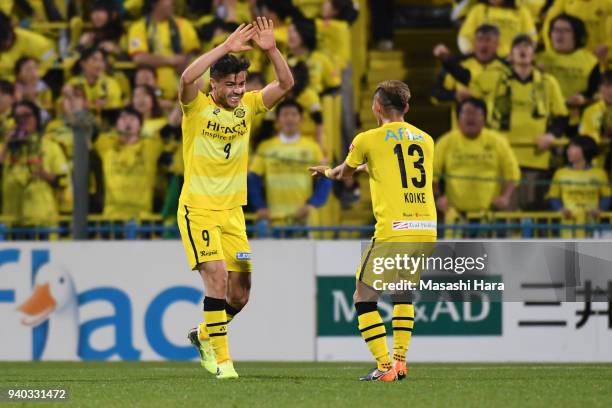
(225, 302), (241, 323)
(203, 297), (230, 364)
(355, 302), (392, 371)
(198, 301), (241, 341)
(392, 302), (414, 362)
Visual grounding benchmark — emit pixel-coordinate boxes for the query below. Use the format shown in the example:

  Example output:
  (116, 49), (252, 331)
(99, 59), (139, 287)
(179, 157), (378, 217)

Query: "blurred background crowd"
(0, 0), (611, 240)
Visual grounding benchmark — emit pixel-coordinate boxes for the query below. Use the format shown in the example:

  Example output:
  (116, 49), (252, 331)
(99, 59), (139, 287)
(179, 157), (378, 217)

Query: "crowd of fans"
(433, 0), (612, 230)
(0, 0), (611, 239)
(0, 0), (364, 236)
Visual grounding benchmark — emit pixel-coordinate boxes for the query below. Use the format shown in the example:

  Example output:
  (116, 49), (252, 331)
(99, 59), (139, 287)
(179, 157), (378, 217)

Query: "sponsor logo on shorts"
(200, 249), (218, 257)
(392, 220), (436, 231)
(236, 252), (251, 260)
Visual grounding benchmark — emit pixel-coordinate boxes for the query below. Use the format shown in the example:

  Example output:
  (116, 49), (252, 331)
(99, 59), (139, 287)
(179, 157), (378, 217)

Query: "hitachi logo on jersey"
(205, 120), (247, 135)
(385, 127), (424, 142)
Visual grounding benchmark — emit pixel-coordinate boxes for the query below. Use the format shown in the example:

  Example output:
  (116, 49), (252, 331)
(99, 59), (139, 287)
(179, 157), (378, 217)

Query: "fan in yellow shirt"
(66, 47), (123, 113)
(128, 0), (200, 100)
(458, 0), (537, 57)
(434, 98), (520, 214)
(94, 107), (163, 220)
(316, 0), (358, 70)
(285, 62), (324, 149)
(179, 20), (294, 380)
(14, 57), (53, 112)
(472, 35), (568, 209)
(249, 99), (330, 228)
(287, 17), (341, 94)
(1, 101), (68, 230)
(0, 12), (56, 80)
(537, 14), (600, 135)
(547, 136), (611, 220)
(580, 71), (612, 143)
(432, 24), (507, 128)
(543, 0), (612, 57)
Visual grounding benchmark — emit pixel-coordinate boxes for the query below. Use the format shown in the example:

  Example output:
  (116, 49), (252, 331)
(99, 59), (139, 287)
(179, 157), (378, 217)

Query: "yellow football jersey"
(296, 87), (322, 138)
(345, 122), (437, 239)
(288, 50), (341, 94)
(66, 75), (123, 110)
(458, 4), (537, 56)
(580, 100), (612, 143)
(434, 128), (520, 212)
(250, 135), (324, 219)
(128, 17), (200, 99)
(0, 28), (56, 80)
(472, 68), (568, 169)
(432, 55), (507, 128)
(547, 166), (611, 210)
(2, 135), (68, 226)
(316, 19), (351, 70)
(180, 91), (268, 210)
(95, 133), (163, 219)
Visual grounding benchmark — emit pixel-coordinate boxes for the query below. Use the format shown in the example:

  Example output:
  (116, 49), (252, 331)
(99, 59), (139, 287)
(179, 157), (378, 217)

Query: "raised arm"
(179, 23), (255, 105)
(252, 17), (294, 109)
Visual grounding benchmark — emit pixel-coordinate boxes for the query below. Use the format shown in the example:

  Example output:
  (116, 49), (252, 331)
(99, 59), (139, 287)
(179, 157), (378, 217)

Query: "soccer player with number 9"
(177, 18), (294, 380)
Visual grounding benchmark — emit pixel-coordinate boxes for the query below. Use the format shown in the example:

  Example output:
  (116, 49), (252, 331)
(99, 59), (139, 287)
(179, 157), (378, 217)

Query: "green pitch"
(1, 362), (611, 407)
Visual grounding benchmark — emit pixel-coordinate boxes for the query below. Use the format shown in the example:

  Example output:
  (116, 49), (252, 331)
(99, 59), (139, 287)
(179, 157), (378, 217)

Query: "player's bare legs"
(353, 281), (396, 381)
(227, 271), (251, 321)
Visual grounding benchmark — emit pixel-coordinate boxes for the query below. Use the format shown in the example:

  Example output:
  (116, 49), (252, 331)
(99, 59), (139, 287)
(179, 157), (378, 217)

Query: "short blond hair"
(374, 80), (411, 113)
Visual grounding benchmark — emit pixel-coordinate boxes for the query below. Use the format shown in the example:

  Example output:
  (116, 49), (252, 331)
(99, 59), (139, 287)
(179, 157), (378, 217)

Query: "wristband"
(324, 168), (332, 178)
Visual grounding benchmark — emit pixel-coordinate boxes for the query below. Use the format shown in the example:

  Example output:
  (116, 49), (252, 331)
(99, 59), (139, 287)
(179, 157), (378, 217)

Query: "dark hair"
(14, 56), (36, 78)
(118, 106), (143, 126)
(90, 0), (124, 44)
(330, 0), (359, 24)
(511, 34), (534, 49)
(198, 17), (240, 43)
(456, 97), (488, 117)
(0, 11), (14, 46)
(0, 79), (14, 95)
(276, 99), (303, 117)
(289, 61), (310, 97)
(570, 136), (599, 163)
(210, 54), (251, 80)
(475, 24), (500, 37)
(602, 70), (612, 85)
(12, 100), (42, 132)
(143, 0), (162, 15)
(73, 47), (106, 76)
(257, 0), (294, 20)
(136, 64), (157, 78)
(484, 0), (516, 8)
(247, 72), (265, 85)
(292, 18), (317, 51)
(374, 80), (411, 114)
(549, 13), (588, 49)
(134, 84), (163, 118)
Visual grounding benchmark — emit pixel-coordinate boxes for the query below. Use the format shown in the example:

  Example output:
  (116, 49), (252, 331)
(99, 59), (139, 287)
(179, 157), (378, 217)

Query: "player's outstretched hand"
(223, 23), (255, 53)
(309, 165), (330, 178)
(252, 16), (276, 51)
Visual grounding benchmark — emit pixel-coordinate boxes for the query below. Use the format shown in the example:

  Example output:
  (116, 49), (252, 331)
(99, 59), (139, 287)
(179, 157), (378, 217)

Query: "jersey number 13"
(393, 143), (426, 189)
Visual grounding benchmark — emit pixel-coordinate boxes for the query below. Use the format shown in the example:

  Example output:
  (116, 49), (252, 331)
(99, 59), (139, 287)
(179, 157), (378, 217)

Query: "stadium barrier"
(1, 212), (612, 240)
(2, 240), (611, 362)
